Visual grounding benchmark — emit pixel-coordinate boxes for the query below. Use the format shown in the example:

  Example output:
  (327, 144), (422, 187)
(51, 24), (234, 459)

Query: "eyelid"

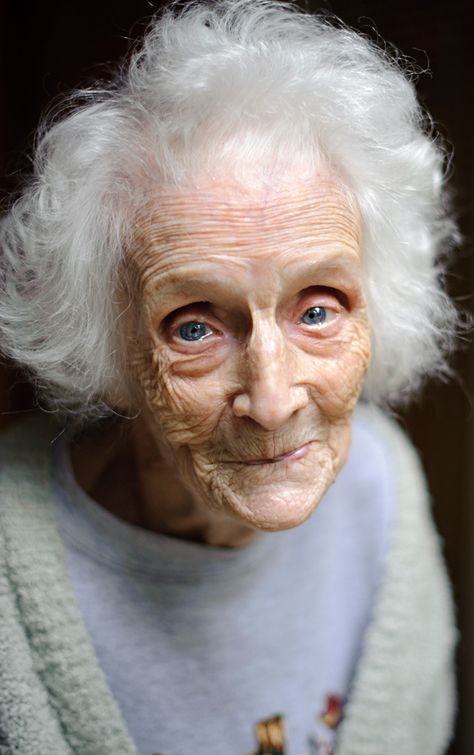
(298, 293), (343, 316)
(294, 294), (345, 339)
(298, 285), (349, 311)
(162, 310), (225, 353)
(172, 316), (213, 328)
(160, 302), (218, 334)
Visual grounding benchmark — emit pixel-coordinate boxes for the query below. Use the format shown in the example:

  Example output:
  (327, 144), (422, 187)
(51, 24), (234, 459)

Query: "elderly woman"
(0, 1), (458, 754)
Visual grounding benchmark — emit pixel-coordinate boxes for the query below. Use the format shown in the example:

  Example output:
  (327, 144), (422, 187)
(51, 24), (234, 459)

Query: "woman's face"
(123, 173), (371, 532)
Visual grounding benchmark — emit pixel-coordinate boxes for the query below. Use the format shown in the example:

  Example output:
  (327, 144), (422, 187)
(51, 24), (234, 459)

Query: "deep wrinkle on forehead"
(130, 177), (362, 308)
(141, 252), (362, 319)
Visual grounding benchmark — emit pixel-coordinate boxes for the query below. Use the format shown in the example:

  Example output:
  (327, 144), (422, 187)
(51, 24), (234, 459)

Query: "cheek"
(310, 322), (371, 414)
(130, 343), (230, 448)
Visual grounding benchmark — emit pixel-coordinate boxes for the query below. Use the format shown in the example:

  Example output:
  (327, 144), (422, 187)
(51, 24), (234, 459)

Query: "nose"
(232, 321), (308, 431)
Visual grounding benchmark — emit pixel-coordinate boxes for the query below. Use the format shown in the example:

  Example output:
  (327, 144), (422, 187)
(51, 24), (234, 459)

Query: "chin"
(221, 472), (334, 532)
(219, 442), (339, 531)
(189, 437), (344, 535)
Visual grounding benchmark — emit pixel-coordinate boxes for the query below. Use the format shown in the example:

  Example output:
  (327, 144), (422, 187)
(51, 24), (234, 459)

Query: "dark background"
(1, 1), (473, 752)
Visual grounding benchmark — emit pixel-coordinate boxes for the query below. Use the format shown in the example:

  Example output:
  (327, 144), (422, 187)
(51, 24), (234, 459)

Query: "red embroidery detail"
(320, 694), (343, 729)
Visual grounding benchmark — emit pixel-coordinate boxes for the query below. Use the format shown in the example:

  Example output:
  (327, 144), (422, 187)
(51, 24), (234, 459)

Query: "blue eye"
(178, 321), (211, 341)
(301, 306), (327, 326)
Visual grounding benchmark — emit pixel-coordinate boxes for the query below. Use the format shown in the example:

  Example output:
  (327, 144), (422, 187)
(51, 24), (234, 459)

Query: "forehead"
(130, 174), (361, 289)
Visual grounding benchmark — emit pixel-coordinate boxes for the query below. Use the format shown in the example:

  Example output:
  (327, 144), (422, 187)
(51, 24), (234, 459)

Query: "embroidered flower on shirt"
(154, 693), (345, 755)
(251, 713), (285, 754)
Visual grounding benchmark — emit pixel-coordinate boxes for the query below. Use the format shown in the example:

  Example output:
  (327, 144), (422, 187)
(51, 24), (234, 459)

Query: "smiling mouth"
(239, 441), (313, 466)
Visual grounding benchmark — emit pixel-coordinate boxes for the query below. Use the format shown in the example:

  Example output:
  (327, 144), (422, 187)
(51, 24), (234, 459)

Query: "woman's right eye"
(176, 321), (213, 342)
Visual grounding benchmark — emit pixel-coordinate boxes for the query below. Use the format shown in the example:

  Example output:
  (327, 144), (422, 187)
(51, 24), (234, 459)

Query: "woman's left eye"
(300, 306), (333, 328)
(177, 321), (213, 341)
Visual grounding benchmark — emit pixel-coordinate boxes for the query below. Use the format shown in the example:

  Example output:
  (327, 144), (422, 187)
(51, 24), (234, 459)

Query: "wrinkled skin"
(84, 171), (371, 547)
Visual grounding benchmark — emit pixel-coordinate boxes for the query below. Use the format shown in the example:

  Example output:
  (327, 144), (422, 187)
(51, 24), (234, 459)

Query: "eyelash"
(161, 287), (349, 349)
(166, 302), (341, 347)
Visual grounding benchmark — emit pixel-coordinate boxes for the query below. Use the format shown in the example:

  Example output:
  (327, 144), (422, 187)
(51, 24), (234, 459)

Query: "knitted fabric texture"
(0, 407), (457, 755)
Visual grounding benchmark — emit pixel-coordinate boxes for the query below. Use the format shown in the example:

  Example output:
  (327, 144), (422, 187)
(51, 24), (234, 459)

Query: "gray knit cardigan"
(0, 407), (457, 755)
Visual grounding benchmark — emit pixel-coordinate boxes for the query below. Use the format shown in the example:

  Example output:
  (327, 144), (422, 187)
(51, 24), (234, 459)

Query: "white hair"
(0, 0), (460, 416)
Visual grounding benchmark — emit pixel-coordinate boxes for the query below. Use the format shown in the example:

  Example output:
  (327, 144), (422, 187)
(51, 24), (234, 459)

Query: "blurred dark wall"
(1, 2), (473, 752)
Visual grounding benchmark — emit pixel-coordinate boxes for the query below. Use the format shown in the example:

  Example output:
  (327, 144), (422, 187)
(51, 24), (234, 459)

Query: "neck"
(69, 418), (255, 548)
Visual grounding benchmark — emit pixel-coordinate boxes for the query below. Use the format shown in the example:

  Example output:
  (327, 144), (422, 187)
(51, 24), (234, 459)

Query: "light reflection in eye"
(301, 306), (328, 327)
(178, 321), (212, 341)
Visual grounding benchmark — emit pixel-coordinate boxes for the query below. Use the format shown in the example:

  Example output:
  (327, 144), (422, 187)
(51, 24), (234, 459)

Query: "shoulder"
(0, 414), (63, 528)
(346, 403), (452, 613)
(350, 402), (443, 554)
(335, 403), (457, 755)
(0, 413), (60, 471)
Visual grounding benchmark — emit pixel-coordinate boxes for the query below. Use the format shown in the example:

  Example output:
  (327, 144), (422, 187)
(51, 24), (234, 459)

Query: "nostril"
(235, 397), (293, 432)
(232, 382), (309, 429)
(232, 393), (252, 418)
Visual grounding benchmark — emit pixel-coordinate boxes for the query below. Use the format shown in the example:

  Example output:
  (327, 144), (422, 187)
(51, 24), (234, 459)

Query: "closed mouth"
(238, 441), (313, 466)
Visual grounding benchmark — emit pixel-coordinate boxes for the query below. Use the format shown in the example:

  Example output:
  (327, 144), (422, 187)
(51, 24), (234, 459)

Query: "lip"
(240, 441), (313, 466)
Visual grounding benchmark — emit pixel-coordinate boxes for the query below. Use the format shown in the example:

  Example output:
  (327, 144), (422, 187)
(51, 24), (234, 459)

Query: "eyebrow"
(283, 249), (361, 281)
(145, 247), (361, 309)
